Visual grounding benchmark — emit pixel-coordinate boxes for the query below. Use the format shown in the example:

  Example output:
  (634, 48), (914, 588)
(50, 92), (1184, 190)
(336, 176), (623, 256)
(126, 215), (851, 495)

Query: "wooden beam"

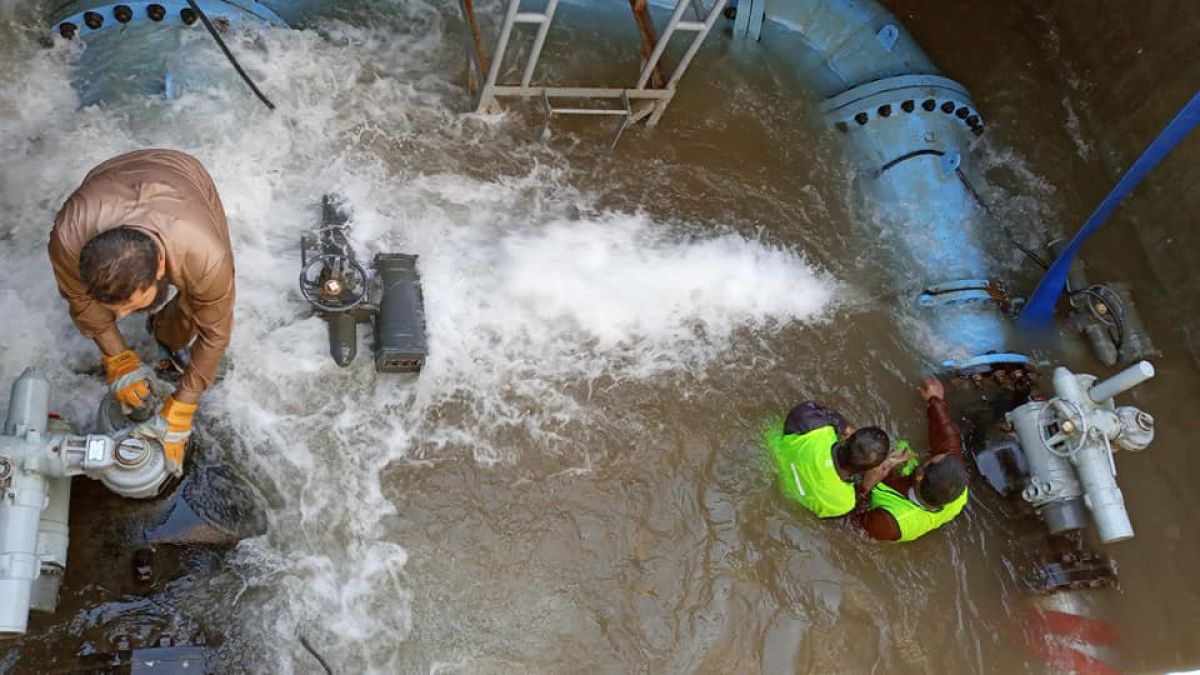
(462, 0), (490, 83)
(629, 0), (666, 89)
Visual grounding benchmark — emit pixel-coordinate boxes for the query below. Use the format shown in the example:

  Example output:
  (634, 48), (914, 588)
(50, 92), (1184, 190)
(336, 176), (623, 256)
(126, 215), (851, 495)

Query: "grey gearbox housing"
(299, 195), (427, 373)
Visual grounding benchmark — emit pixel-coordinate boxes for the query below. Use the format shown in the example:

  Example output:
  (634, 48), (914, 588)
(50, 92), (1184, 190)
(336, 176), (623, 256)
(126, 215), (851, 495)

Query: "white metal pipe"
(1074, 438), (1134, 543)
(521, 0), (559, 87)
(0, 437), (47, 637)
(1090, 360), (1155, 403)
(29, 476), (70, 613)
(4, 368), (48, 437)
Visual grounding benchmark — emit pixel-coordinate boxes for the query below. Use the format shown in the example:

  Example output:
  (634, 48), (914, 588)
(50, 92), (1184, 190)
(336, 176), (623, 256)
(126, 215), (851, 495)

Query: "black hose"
(298, 635), (334, 675)
(185, 0), (275, 110)
(954, 168), (1051, 269)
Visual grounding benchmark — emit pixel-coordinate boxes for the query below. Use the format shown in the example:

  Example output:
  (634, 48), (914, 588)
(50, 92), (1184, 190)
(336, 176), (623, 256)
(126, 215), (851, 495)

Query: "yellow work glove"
(102, 349), (155, 408)
(132, 396), (197, 476)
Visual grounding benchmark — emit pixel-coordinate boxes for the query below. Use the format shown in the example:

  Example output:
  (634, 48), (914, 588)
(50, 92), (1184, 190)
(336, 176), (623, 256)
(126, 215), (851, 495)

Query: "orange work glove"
(102, 349), (155, 408)
(132, 396), (197, 476)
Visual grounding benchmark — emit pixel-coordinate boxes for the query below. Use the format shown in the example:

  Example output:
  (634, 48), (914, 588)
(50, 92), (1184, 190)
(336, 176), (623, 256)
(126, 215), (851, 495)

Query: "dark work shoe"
(146, 313), (190, 379)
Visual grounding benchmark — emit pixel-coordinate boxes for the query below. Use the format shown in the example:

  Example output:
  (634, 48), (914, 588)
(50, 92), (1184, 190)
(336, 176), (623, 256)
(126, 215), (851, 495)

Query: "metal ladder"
(461, 0), (728, 146)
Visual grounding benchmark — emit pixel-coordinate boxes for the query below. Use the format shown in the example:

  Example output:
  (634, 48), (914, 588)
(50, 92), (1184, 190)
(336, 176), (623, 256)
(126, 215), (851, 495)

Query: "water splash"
(0, 7), (839, 671)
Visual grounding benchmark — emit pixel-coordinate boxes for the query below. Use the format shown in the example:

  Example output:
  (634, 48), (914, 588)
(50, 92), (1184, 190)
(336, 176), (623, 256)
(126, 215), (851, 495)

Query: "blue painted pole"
(1019, 91), (1200, 328)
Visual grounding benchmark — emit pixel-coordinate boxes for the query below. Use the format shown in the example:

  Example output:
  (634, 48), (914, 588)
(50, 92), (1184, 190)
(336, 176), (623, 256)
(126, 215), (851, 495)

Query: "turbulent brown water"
(1, 0), (1198, 672)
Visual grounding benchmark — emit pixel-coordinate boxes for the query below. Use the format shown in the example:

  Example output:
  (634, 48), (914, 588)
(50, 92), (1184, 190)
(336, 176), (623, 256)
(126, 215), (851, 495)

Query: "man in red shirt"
(853, 378), (969, 542)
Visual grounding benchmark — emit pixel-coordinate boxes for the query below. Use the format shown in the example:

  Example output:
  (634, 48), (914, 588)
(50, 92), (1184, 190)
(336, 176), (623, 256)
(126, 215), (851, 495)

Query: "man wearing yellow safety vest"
(764, 401), (890, 518)
(853, 378), (969, 542)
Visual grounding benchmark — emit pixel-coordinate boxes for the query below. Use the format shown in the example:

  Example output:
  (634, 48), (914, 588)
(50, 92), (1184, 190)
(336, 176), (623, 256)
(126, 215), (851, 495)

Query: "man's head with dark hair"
(836, 426), (889, 474)
(79, 227), (164, 315)
(915, 455), (968, 507)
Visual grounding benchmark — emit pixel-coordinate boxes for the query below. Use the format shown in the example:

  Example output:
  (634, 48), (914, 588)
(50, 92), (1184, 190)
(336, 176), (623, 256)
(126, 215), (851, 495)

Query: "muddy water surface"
(1, 0), (1198, 672)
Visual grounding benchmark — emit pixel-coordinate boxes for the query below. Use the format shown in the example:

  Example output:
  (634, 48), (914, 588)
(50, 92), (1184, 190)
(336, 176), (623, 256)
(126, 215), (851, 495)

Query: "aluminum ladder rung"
(539, 91), (633, 149)
(546, 107), (630, 116)
(635, 0), (728, 91)
(515, 12), (548, 24)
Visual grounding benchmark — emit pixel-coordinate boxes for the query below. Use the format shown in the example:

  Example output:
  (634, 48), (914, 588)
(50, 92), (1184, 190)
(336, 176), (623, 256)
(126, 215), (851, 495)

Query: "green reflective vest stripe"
(763, 421), (856, 518)
(869, 481), (968, 542)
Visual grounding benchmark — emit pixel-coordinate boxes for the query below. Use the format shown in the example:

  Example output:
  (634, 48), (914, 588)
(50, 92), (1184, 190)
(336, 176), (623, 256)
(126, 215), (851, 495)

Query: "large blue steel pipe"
(47, 0), (299, 105)
(783, 0), (1023, 372)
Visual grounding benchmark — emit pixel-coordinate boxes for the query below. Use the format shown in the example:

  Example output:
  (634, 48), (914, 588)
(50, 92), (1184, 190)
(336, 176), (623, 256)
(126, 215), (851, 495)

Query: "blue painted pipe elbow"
(787, 0), (1019, 371)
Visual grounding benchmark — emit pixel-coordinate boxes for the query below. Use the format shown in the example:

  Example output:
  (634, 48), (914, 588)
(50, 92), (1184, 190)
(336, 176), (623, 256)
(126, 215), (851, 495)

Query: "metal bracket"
(918, 278), (1025, 315)
(940, 149), (962, 175)
(918, 279), (1000, 307)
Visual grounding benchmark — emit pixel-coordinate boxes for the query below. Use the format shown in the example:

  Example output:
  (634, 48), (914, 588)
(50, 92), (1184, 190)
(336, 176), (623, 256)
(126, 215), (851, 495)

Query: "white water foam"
(0, 7), (838, 672)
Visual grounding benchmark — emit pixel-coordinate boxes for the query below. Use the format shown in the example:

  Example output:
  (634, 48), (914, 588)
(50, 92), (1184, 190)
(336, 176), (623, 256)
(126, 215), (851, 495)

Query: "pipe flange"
(1025, 550), (1119, 593)
(822, 74), (986, 137)
(49, 0), (288, 41)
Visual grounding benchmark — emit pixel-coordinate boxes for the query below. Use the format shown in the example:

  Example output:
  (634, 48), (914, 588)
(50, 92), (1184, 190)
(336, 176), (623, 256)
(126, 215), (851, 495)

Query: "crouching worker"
(764, 400), (890, 518)
(854, 378), (969, 542)
(49, 149), (235, 475)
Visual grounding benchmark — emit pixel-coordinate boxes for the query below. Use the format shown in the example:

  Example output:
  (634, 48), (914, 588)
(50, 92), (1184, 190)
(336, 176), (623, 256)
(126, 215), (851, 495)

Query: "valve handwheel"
(299, 254), (368, 312)
(1038, 397), (1089, 458)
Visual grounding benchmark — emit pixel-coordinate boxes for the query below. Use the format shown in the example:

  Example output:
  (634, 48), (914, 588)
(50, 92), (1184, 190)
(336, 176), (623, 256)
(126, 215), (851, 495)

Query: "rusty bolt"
(147, 4), (166, 21)
(114, 5), (133, 23)
(84, 11), (103, 29)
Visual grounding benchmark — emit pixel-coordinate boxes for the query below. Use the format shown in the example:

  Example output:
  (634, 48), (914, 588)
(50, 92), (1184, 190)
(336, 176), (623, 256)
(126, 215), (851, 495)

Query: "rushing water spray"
(0, 6), (840, 670)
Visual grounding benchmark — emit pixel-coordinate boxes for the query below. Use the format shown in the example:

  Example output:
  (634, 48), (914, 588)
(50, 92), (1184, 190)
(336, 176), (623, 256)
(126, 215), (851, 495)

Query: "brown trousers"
(152, 292), (196, 352)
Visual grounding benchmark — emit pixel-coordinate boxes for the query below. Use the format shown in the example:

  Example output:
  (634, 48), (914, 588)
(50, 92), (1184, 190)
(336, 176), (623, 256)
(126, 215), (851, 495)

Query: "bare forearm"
(927, 397), (963, 459)
(859, 464), (890, 495)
